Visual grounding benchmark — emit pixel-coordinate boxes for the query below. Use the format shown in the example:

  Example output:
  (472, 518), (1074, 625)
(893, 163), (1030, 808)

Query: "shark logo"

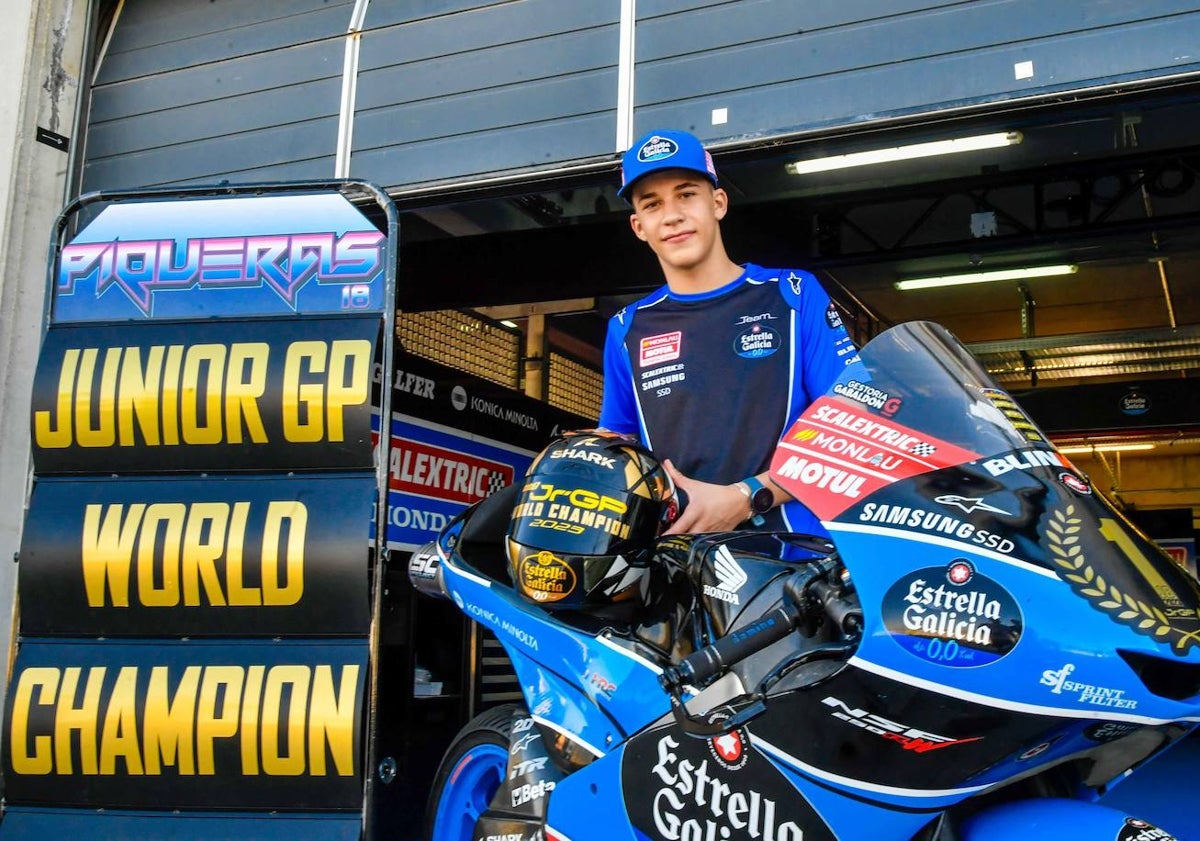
(702, 546), (748, 605)
(934, 494), (1010, 516)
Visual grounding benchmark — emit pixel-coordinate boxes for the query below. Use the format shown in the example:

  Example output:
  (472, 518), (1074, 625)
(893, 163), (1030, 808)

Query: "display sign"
(18, 475), (373, 637)
(30, 317), (378, 474)
(3, 639), (367, 810)
(53, 192), (386, 322)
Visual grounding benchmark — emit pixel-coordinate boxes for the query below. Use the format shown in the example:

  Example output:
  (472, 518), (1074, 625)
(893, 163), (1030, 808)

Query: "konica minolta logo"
(638, 136), (678, 162)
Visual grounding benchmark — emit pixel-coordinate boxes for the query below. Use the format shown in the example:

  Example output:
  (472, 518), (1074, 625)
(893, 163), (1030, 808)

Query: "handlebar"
(664, 603), (801, 688)
(659, 555), (858, 739)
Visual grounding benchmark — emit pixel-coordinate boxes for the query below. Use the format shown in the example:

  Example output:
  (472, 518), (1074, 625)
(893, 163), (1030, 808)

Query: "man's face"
(628, 170), (728, 272)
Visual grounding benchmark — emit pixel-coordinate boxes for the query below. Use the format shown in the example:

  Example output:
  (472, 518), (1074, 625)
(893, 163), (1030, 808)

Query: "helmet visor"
(508, 476), (665, 559)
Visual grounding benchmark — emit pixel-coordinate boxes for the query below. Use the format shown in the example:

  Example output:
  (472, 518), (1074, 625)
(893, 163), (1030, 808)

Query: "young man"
(598, 129), (859, 536)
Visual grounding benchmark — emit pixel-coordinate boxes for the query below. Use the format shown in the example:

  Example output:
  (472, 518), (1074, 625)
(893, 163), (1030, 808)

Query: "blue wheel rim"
(431, 742), (508, 841)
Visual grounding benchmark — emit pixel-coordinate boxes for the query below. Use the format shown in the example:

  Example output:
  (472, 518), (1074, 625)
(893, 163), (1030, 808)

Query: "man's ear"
(629, 212), (648, 242)
(713, 187), (729, 221)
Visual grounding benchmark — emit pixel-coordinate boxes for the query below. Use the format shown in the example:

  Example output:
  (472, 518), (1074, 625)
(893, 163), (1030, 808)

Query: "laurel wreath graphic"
(1046, 505), (1198, 652)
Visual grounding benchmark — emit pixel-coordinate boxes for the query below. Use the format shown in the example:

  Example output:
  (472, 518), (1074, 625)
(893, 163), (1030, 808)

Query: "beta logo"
(733, 324), (780, 358)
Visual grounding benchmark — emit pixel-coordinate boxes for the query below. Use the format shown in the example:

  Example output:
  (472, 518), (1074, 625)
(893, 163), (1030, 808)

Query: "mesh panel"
(398, 310), (521, 389)
(548, 349), (602, 421)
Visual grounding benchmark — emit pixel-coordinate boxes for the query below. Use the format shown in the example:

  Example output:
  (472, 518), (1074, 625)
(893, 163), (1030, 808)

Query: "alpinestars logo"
(703, 546), (747, 605)
(934, 495), (1010, 515)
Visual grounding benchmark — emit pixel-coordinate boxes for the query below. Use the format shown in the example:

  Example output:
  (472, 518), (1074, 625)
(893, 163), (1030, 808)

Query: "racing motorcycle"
(408, 320), (1200, 841)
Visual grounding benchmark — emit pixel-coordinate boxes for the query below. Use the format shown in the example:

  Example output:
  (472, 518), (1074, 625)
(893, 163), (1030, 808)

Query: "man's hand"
(662, 459), (751, 535)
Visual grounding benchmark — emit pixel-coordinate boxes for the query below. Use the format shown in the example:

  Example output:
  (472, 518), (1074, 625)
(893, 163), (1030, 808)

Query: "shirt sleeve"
(597, 310), (640, 434)
(782, 270), (860, 419)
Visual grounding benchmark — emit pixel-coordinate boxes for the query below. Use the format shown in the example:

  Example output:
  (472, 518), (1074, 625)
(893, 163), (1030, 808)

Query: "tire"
(424, 704), (522, 841)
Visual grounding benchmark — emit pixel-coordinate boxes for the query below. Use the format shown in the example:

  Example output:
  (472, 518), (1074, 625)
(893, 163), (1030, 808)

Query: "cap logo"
(637, 135), (679, 163)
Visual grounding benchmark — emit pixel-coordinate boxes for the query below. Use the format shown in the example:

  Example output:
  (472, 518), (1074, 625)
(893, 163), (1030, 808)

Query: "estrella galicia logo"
(825, 302), (844, 330)
(637, 135), (679, 162)
(734, 323), (780, 358)
(881, 560), (1023, 667)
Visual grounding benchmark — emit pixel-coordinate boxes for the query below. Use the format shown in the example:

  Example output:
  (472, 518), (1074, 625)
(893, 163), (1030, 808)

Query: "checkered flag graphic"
(485, 471), (509, 497)
(909, 442), (937, 457)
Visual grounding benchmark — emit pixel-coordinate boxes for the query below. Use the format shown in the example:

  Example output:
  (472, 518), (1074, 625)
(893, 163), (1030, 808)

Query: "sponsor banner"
(382, 414), (536, 551)
(3, 639), (367, 809)
(31, 317), (378, 474)
(0, 807), (362, 841)
(53, 192), (386, 322)
(18, 475), (372, 637)
(771, 396), (980, 521)
(381, 351), (594, 453)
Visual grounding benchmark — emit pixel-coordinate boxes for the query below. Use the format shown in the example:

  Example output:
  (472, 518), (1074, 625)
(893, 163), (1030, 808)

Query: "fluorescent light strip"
(895, 264), (1077, 291)
(1057, 443), (1156, 455)
(787, 131), (1022, 175)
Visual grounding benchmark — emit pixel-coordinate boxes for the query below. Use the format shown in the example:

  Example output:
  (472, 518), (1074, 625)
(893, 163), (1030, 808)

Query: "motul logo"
(775, 456), (865, 498)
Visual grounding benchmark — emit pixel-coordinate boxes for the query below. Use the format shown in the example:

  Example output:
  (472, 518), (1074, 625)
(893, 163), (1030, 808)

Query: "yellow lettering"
(282, 341), (326, 442)
(137, 503), (185, 607)
(143, 665), (199, 775)
(261, 665), (309, 776)
(262, 501), (306, 606)
(180, 344), (226, 445)
(324, 339), (371, 442)
(82, 503), (145, 608)
(240, 665), (264, 774)
(117, 345), (164, 446)
(34, 348), (79, 448)
(54, 666), (105, 775)
(181, 502), (228, 607)
(75, 348), (121, 447)
(99, 666), (143, 775)
(225, 502), (260, 606)
(225, 343), (269, 444)
(195, 666), (244, 775)
(10, 667), (59, 775)
(308, 664), (359, 776)
(161, 345), (183, 446)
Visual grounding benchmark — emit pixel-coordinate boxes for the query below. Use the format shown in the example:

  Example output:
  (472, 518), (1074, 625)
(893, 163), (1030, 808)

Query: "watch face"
(751, 487), (773, 514)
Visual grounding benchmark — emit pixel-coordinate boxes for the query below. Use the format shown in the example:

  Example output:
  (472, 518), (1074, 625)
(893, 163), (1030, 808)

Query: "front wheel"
(424, 704), (521, 841)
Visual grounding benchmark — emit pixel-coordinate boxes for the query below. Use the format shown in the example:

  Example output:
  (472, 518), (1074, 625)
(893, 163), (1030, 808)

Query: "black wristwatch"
(737, 475), (774, 525)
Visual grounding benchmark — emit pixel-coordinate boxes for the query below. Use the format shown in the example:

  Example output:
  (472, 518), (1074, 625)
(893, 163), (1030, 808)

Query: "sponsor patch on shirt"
(639, 331), (682, 366)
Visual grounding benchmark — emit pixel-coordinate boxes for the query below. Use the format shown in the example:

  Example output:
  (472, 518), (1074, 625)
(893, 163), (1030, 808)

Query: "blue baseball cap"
(618, 129), (718, 201)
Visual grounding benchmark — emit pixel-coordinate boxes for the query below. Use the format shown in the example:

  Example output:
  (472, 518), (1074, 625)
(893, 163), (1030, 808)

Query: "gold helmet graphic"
(506, 433), (677, 609)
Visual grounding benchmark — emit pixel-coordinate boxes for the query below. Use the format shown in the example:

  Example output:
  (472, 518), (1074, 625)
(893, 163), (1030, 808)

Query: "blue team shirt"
(598, 264), (859, 535)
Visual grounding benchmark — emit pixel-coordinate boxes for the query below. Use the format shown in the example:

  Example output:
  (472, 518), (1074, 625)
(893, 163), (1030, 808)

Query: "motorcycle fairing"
(435, 521), (674, 742)
(960, 798), (1180, 841)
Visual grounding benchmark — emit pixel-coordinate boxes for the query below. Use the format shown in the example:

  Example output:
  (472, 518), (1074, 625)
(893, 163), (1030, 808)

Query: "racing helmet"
(506, 433), (677, 609)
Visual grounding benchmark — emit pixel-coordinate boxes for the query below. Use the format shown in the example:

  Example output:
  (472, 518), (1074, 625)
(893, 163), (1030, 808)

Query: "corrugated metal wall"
(84, 0), (351, 188)
(81, 0), (1200, 193)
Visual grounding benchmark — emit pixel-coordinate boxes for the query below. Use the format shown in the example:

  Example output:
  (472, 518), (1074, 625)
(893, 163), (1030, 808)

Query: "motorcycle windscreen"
(771, 320), (1200, 656)
(771, 319), (1038, 524)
